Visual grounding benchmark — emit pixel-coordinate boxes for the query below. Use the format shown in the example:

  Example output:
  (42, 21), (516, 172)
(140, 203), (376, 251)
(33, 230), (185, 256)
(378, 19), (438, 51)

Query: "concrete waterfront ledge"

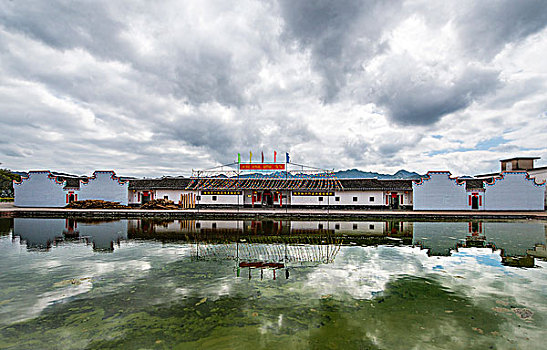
(1, 204), (546, 220)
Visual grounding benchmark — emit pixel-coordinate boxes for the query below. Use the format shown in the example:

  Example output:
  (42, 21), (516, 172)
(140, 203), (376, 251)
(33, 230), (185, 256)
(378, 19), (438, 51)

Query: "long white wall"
(289, 190), (410, 206)
(78, 171), (129, 205)
(484, 172), (545, 210)
(198, 191), (244, 205)
(413, 172), (468, 210)
(14, 172), (68, 207)
(332, 190), (385, 206)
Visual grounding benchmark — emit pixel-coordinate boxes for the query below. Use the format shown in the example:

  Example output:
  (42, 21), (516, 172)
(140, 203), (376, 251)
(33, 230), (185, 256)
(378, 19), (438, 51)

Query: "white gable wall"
(78, 171), (129, 205)
(484, 172), (545, 210)
(14, 172), (67, 207)
(528, 168), (547, 207)
(413, 172), (468, 210)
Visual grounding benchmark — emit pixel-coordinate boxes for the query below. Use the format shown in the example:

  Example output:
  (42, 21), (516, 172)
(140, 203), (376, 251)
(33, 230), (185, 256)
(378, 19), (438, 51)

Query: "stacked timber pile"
(66, 200), (130, 209)
(140, 199), (179, 210)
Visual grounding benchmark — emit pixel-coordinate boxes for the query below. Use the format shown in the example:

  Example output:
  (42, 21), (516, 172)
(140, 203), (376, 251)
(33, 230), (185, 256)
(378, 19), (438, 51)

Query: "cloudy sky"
(1, 0), (546, 177)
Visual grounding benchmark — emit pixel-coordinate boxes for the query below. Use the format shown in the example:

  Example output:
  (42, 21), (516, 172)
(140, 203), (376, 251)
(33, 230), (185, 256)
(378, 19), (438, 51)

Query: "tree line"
(0, 169), (21, 198)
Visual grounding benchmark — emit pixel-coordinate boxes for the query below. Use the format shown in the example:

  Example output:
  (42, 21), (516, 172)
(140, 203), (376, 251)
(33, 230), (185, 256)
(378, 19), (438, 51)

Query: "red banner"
(240, 163), (285, 170)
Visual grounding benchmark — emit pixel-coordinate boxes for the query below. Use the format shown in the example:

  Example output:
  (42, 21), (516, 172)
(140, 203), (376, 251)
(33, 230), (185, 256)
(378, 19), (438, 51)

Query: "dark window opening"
(196, 196), (201, 201)
(471, 196), (479, 210)
(353, 197), (358, 202)
(335, 224), (340, 230)
(369, 196), (374, 202)
(196, 222), (201, 229)
(212, 223), (217, 229)
(369, 224), (374, 230)
(164, 195), (169, 200)
(335, 196), (340, 202)
(212, 196), (217, 201)
(318, 223), (323, 230)
(353, 224), (358, 230)
(318, 197), (323, 202)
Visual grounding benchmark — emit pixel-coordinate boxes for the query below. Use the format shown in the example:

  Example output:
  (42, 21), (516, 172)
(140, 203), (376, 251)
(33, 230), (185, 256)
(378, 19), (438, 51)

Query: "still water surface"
(0, 218), (546, 349)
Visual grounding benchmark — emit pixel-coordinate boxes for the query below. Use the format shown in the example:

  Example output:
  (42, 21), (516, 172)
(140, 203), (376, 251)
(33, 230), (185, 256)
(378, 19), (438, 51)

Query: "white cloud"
(0, 0), (546, 176)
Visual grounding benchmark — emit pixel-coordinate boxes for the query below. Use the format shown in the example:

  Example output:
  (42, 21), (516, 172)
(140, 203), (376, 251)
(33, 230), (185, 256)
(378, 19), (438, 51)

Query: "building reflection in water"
(413, 221), (546, 267)
(6, 218), (546, 267)
(13, 218), (127, 252)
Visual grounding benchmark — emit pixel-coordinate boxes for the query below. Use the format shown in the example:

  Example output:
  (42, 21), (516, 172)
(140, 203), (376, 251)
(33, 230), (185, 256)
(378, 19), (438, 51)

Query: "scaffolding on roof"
(188, 159), (342, 190)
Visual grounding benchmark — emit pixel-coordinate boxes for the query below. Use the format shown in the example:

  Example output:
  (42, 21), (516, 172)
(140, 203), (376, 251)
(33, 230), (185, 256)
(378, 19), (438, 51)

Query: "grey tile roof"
(129, 178), (192, 190)
(339, 179), (413, 191)
(128, 177), (413, 191)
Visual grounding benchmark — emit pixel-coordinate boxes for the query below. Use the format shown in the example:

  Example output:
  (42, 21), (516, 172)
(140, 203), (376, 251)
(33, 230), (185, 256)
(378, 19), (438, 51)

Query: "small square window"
(335, 224), (340, 230)
(369, 224), (374, 230)
(196, 222), (201, 229)
(318, 197), (323, 202)
(335, 196), (340, 202)
(369, 196), (374, 202)
(353, 224), (358, 230)
(353, 197), (358, 202)
(164, 195), (169, 200)
(196, 196), (201, 201)
(212, 196), (217, 201)
(318, 223), (323, 229)
(212, 223), (217, 229)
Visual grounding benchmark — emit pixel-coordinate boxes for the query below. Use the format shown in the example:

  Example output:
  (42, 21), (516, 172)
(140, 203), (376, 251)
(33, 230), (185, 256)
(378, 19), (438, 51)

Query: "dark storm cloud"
(456, 0), (547, 60)
(152, 110), (318, 164)
(373, 63), (501, 125)
(0, 1), (125, 54)
(343, 137), (370, 161)
(279, 0), (546, 126)
(0, 0), (248, 107)
(279, 0), (403, 102)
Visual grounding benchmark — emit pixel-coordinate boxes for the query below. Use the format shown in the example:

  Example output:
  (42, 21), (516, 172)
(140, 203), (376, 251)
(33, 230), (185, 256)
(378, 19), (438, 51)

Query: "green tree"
(0, 168), (21, 198)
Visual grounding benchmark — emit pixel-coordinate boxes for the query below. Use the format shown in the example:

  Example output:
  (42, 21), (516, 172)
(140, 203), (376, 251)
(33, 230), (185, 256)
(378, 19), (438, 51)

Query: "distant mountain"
(334, 169), (423, 179)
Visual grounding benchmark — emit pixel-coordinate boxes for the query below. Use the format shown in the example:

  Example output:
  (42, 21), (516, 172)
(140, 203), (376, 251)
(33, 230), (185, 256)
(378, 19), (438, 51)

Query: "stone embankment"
(1, 203), (546, 220)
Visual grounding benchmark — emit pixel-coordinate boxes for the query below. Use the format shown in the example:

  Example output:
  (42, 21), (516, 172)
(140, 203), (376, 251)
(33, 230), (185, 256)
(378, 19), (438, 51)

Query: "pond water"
(0, 218), (546, 349)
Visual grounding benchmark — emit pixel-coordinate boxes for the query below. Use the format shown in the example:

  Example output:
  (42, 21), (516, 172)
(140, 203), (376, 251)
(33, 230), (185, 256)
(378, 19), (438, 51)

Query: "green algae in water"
(0, 275), (537, 350)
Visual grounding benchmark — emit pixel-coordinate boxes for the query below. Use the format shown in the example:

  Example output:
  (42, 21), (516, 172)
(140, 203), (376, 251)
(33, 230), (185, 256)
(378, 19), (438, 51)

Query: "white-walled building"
(128, 177), (413, 209)
(412, 172), (470, 211)
(413, 170), (545, 211)
(14, 171), (76, 207)
(476, 157), (547, 207)
(13, 156), (546, 210)
(483, 172), (545, 210)
(79, 171), (129, 205)
(14, 170), (128, 207)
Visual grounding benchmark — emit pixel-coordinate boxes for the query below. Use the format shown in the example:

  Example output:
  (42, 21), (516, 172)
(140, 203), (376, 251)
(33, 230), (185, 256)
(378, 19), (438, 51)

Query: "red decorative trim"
(413, 171), (465, 187)
(80, 170), (128, 187)
(13, 170), (67, 187)
(485, 171), (546, 187)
